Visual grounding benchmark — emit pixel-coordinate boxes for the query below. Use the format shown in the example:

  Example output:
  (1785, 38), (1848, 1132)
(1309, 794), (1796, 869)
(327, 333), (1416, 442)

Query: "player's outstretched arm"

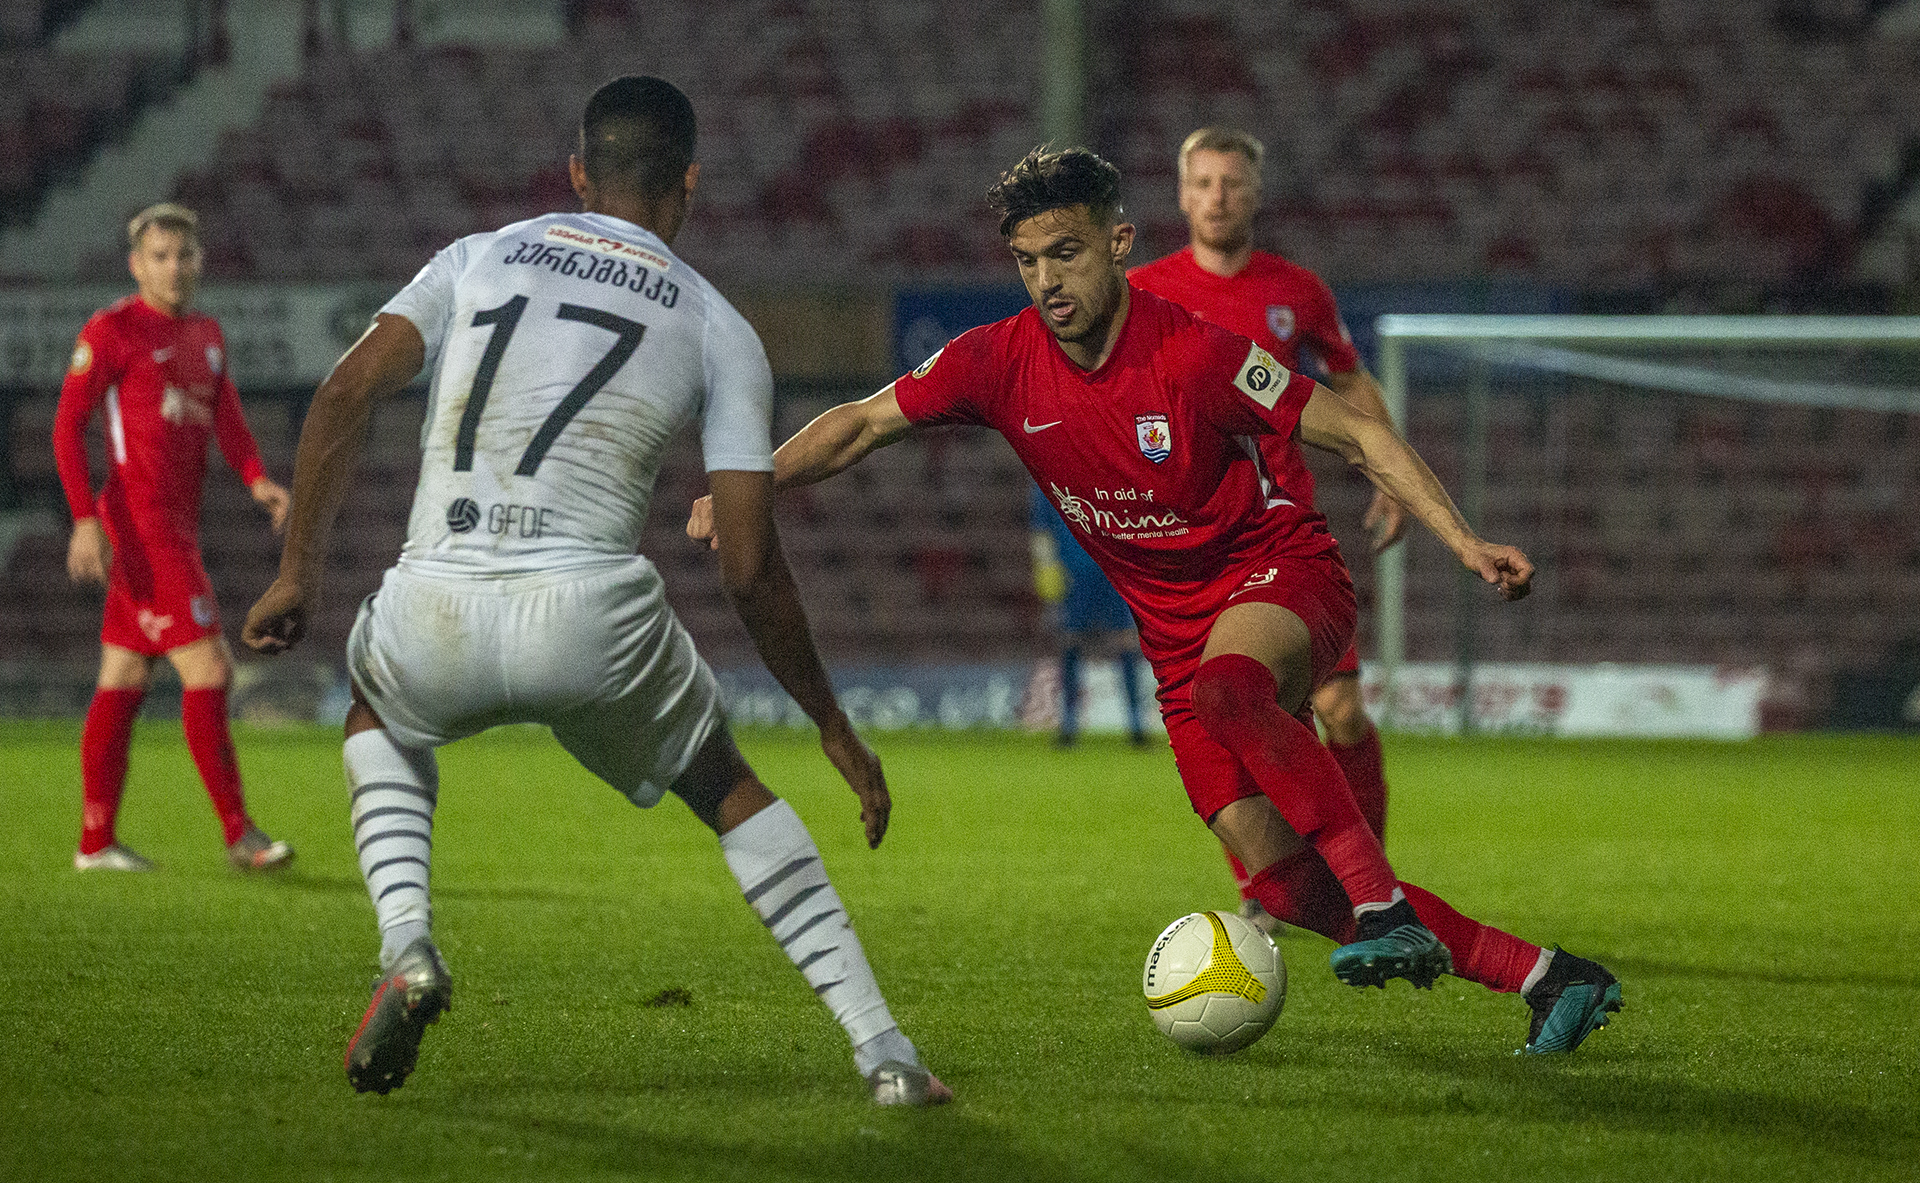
(1320, 368), (1408, 552)
(708, 468), (892, 847)
(687, 385), (914, 548)
(1299, 383), (1533, 601)
(243, 314), (425, 653)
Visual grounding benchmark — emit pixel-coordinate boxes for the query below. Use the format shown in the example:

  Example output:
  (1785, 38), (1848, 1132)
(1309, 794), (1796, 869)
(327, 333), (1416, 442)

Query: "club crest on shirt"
(69, 340), (92, 374)
(911, 347), (943, 379)
(1135, 413), (1171, 463)
(1266, 305), (1295, 341)
(190, 595), (215, 627)
(160, 384), (213, 427)
(206, 344), (223, 374)
(1233, 343), (1286, 410)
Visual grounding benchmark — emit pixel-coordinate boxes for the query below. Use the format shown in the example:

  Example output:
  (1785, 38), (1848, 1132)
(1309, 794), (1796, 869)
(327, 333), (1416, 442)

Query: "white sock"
(344, 730), (440, 971)
(720, 799), (917, 1076)
(1351, 885), (1408, 919)
(1520, 948), (1556, 998)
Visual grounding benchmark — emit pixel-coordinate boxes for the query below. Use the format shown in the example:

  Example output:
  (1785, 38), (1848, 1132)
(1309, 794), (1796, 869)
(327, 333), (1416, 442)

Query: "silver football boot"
(227, 825), (295, 872)
(345, 936), (452, 1094)
(74, 843), (154, 872)
(867, 1059), (954, 1107)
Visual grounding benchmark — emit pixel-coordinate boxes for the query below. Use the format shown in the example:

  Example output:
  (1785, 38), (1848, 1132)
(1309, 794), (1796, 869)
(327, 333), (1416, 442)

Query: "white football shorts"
(345, 555), (722, 808)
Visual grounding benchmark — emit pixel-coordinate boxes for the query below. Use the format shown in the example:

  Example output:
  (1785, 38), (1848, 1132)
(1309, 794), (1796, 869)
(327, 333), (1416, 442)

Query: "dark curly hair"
(986, 147), (1124, 238)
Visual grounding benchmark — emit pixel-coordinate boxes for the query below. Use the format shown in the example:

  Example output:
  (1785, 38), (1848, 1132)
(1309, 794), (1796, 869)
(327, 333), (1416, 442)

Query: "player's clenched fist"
(66, 519), (112, 585)
(1462, 541), (1535, 601)
(242, 577), (310, 653)
(685, 493), (718, 549)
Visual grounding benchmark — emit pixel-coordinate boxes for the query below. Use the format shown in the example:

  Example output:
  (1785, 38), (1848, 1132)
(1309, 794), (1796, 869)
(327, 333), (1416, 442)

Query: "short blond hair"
(1177, 127), (1265, 180)
(127, 202), (200, 249)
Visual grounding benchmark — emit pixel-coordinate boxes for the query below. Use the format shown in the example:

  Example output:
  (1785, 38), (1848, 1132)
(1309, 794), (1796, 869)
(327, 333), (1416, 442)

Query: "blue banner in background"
(893, 285), (1031, 376)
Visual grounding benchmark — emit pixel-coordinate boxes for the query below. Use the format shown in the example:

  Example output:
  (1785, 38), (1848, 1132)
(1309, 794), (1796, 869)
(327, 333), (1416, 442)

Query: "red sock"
(1191, 654), (1398, 909)
(80, 687), (145, 855)
(1327, 726), (1387, 844)
(1400, 884), (1541, 994)
(1224, 844), (1254, 898)
(181, 687), (250, 845)
(1246, 851), (1361, 942)
(1246, 855), (1542, 993)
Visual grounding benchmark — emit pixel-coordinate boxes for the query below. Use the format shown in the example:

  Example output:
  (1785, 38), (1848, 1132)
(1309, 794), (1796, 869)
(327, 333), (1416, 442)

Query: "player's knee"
(669, 726), (765, 833)
(1191, 653), (1279, 738)
(169, 639), (232, 691)
(97, 644), (152, 690)
(1313, 679), (1372, 745)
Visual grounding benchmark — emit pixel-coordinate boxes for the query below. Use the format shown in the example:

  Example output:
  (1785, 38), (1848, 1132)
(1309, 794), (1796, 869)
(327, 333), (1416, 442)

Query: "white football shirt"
(380, 211), (773, 576)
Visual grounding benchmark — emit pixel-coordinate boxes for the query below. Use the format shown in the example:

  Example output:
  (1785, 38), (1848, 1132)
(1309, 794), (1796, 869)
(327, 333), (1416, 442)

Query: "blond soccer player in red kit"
(54, 202), (294, 872)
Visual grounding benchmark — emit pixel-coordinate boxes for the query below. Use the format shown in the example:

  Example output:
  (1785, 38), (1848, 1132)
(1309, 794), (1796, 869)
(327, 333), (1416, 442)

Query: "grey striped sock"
(721, 799), (905, 1066)
(344, 730), (440, 970)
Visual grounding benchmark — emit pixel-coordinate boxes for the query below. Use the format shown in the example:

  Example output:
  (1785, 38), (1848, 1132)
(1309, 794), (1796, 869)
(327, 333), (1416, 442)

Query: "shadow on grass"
(1603, 954), (1920, 991)
(416, 1088), (1278, 1183)
(1353, 1042), (1920, 1163)
(254, 872), (591, 908)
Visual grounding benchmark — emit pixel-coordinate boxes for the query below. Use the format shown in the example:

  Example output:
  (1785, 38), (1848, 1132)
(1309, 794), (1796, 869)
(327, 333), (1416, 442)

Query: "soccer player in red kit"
(689, 149), (1622, 1053)
(1131, 126), (1399, 926)
(54, 202), (295, 873)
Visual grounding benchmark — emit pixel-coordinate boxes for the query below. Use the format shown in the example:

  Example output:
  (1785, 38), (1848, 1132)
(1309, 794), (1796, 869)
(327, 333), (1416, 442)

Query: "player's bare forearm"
(1349, 420), (1473, 552)
(729, 549), (848, 727)
(773, 386), (913, 491)
(709, 470), (846, 728)
(719, 537), (893, 847)
(1322, 369), (1410, 550)
(1301, 387), (1472, 552)
(276, 316), (423, 588)
(1326, 412), (1534, 599)
(690, 388), (912, 551)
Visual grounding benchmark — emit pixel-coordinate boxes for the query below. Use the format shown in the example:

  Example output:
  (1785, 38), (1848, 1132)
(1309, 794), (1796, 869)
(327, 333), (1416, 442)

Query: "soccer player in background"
(54, 202), (294, 873)
(1131, 127), (1398, 929)
(1030, 483), (1147, 745)
(690, 148), (1622, 1054)
(244, 76), (951, 1105)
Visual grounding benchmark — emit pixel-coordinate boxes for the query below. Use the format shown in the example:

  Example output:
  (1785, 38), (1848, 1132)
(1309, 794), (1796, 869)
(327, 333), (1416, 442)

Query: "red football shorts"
(1155, 552), (1357, 822)
(1330, 642), (1361, 677)
(100, 535), (220, 656)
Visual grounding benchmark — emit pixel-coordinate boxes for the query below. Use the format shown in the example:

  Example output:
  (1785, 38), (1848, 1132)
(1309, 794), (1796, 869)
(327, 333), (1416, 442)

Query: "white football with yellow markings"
(1143, 910), (1285, 1054)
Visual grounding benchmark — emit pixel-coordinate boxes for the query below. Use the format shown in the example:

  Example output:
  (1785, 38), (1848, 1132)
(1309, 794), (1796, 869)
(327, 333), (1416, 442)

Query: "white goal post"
(1370, 314), (1920, 731)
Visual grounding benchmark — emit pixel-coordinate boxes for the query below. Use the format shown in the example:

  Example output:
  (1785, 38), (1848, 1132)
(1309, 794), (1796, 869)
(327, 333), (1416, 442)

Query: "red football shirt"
(53, 295), (265, 552)
(893, 285), (1342, 689)
(1130, 248), (1359, 510)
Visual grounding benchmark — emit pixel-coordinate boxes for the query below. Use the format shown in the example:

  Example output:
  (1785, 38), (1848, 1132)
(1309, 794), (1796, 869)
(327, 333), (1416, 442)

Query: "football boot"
(346, 936), (452, 1094)
(867, 1060), (954, 1107)
(1328, 898), (1452, 989)
(1519, 947), (1623, 1055)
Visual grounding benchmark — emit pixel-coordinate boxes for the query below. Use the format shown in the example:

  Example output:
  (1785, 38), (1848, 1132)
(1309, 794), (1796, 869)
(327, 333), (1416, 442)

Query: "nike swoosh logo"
(1023, 418), (1063, 433)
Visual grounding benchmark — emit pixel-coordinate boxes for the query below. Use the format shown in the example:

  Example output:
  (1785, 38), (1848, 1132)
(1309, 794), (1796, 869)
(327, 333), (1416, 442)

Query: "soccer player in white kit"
(243, 76), (950, 1106)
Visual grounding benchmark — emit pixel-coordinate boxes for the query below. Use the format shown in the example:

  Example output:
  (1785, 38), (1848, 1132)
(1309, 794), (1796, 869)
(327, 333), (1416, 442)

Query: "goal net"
(1354, 315), (1920, 735)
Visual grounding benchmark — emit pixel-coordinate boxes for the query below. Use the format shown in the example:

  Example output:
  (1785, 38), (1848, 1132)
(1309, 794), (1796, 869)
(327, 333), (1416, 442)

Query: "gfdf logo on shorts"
(446, 497), (480, 533)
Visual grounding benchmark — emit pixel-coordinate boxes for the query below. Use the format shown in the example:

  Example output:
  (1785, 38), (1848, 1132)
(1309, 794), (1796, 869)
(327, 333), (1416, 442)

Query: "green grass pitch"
(1, 721), (1915, 1182)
